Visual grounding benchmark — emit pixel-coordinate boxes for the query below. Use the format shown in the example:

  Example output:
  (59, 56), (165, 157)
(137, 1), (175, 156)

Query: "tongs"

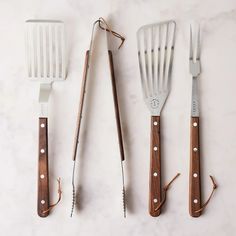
(71, 18), (126, 217)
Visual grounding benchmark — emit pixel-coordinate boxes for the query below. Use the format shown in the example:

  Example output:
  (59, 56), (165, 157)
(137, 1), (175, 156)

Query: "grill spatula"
(137, 21), (177, 217)
(25, 20), (66, 217)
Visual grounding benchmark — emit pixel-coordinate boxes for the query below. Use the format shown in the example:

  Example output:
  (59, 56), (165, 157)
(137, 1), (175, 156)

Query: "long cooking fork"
(137, 21), (177, 217)
(189, 25), (202, 217)
(189, 25), (217, 217)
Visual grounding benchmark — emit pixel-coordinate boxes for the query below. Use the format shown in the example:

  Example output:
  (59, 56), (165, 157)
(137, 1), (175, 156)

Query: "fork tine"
(196, 25), (200, 60)
(190, 25), (193, 60)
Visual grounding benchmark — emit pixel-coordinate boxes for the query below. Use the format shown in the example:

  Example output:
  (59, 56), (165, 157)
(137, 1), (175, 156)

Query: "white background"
(0, 0), (235, 235)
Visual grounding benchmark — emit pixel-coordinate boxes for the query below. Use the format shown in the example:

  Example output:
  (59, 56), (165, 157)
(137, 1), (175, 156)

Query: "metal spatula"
(137, 21), (176, 217)
(25, 20), (66, 217)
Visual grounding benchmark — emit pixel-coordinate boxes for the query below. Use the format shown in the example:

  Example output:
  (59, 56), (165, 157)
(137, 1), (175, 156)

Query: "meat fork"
(189, 25), (217, 217)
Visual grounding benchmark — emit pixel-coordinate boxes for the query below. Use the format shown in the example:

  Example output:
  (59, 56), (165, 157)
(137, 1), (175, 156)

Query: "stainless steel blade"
(137, 21), (176, 115)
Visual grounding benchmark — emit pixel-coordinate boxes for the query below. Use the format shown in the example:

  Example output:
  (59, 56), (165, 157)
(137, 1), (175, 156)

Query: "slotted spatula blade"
(25, 20), (66, 81)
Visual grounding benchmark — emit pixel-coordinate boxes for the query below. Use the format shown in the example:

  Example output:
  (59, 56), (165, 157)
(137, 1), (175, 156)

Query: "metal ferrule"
(191, 78), (199, 117)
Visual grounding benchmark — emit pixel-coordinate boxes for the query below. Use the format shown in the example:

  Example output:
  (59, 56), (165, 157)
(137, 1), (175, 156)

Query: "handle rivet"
(193, 122), (198, 127)
(193, 147), (198, 152)
(153, 172), (158, 177)
(153, 199), (158, 203)
(193, 199), (198, 204)
(40, 123), (45, 128)
(153, 146), (158, 151)
(41, 200), (45, 205)
(193, 173), (198, 178)
(40, 174), (45, 179)
(40, 149), (45, 153)
(154, 121), (158, 126)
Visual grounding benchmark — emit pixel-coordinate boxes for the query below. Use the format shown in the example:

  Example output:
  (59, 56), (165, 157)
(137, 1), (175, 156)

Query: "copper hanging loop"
(194, 175), (217, 213)
(98, 17), (125, 49)
(154, 173), (180, 212)
(43, 178), (62, 214)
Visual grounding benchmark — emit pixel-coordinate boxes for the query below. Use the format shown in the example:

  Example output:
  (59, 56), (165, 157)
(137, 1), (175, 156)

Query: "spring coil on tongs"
(71, 18), (126, 217)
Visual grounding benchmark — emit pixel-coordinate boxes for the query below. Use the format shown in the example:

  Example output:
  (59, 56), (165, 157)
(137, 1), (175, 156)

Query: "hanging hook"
(154, 173), (180, 212)
(98, 17), (125, 49)
(42, 178), (62, 214)
(194, 175), (217, 213)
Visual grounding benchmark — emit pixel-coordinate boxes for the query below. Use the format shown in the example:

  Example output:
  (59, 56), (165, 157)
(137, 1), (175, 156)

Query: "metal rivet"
(41, 200), (45, 205)
(193, 122), (198, 127)
(193, 147), (198, 152)
(193, 199), (198, 204)
(40, 174), (45, 179)
(153, 199), (158, 203)
(40, 149), (45, 153)
(40, 124), (45, 128)
(193, 173), (198, 178)
(154, 121), (158, 126)
(153, 147), (158, 151)
(153, 172), (158, 177)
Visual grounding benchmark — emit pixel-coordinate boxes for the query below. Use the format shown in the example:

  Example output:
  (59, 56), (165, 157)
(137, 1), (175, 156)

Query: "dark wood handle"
(189, 117), (201, 217)
(149, 116), (161, 217)
(38, 117), (50, 217)
(108, 50), (125, 161)
(73, 50), (90, 161)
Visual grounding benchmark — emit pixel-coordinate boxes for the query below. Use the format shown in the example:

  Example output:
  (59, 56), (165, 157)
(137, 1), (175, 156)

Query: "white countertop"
(0, 0), (236, 235)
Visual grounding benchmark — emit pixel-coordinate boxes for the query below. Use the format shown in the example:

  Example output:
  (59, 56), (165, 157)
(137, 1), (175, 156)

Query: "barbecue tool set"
(25, 18), (217, 218)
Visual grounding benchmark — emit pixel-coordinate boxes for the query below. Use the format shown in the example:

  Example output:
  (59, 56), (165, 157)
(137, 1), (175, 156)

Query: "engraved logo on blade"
(151, 99), (159, 109)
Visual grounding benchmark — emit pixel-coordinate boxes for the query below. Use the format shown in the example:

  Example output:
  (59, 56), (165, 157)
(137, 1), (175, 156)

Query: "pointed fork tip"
(189, 26), (193, 59)
(196, 25), (201, 59)
(189, 24), (201, 60)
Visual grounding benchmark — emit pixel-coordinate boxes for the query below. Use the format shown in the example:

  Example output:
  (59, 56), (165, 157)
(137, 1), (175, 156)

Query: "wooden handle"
(149, 116), (161, 217)
(189, 117), (201, 217)
(73, 50), (90, 161)
(38, 118), (50, 217)
(108, 50), (125, 161)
